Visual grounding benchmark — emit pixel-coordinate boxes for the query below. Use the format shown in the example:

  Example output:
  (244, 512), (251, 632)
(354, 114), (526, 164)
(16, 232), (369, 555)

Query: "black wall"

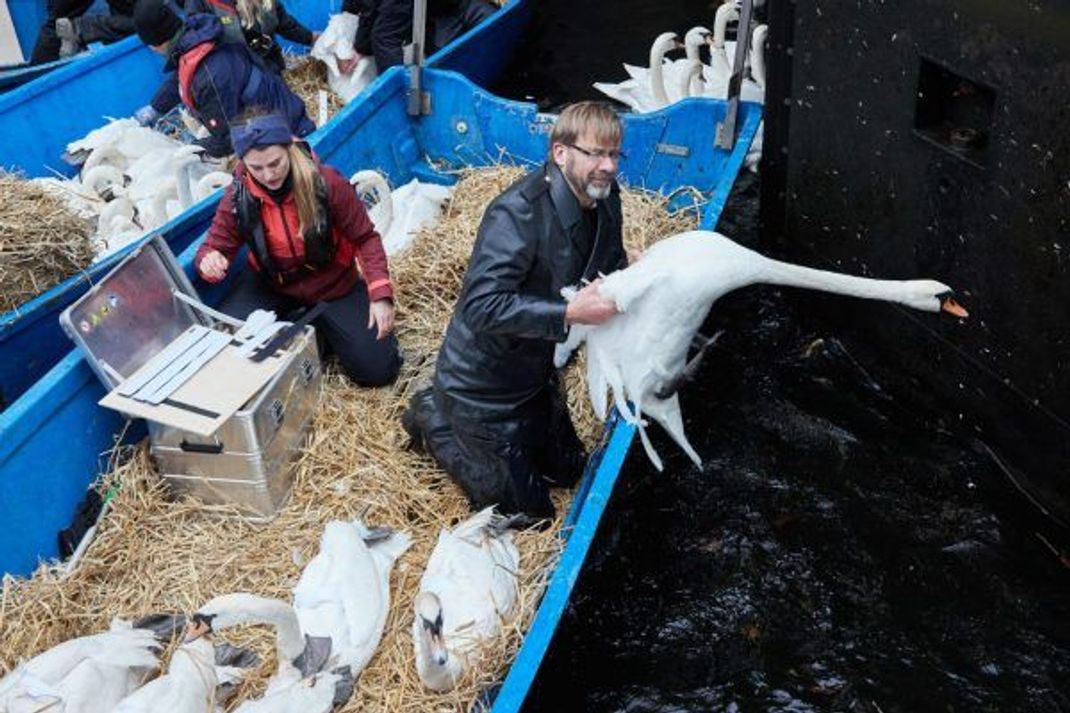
(762, 1), (1070, 523)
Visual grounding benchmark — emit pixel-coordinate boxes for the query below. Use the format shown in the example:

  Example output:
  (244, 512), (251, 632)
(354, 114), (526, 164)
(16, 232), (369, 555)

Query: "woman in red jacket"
(196, 112), (400, 386)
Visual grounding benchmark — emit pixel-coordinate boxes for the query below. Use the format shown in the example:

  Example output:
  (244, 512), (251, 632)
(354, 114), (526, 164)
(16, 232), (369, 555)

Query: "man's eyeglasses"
(566, 144), (627, 161)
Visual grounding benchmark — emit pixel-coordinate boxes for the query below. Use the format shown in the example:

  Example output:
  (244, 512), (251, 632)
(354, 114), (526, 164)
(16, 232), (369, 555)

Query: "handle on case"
(300, 357), (316, 385)
(180, 440), (225, 454)
(269, 398), (285, 430)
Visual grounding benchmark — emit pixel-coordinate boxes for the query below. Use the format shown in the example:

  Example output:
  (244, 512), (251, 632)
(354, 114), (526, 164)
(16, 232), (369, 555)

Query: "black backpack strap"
(233, 179), (283, 284)
(301, 170), (335, 269)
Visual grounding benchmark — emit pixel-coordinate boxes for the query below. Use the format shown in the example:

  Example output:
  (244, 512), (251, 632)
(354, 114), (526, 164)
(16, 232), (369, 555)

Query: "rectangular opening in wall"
(913, 56), (996, 168)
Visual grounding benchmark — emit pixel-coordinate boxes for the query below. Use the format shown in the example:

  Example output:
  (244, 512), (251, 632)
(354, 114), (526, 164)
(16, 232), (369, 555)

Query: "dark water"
(489, 5), (1070, 712)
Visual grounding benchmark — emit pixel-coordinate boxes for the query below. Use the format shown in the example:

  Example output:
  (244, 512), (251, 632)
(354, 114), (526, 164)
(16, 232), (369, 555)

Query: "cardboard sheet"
(100, 342), (289, 436)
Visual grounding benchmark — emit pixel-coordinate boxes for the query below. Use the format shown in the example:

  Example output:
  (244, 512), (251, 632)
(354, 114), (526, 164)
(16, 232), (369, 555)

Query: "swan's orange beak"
(940, 296), (969, 318)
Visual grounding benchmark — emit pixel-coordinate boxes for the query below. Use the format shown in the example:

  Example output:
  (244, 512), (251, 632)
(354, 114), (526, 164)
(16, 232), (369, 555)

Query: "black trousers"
(30, 0), (134, 64)
(404, 380), (587, 520)
(220, 270), (402, 387)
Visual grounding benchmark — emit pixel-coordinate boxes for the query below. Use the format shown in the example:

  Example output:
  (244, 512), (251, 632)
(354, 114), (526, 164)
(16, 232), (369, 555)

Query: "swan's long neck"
(649, 49), (670, 107)
(761, 260), (926, 304)
(750, 25), (768, 88)
(206, 594), (307, 663)
(712, 3), (737, 48)
(176, 159), (195, 209)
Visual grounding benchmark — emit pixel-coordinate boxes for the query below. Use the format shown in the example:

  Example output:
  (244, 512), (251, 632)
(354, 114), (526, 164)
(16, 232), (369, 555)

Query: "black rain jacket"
(434, 161), (627, 432)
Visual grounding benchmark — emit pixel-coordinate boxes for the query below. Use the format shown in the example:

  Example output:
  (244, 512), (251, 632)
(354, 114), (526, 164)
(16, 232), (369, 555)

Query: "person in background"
(401, 101), (628, 521)
(131, 0), (314, 156)
(30, 0), (136, 64)
(135, 0), (321, 127)
(337, 0), (496, 74)
(195, 112), (401, 386)
(181, 0), (319, 74)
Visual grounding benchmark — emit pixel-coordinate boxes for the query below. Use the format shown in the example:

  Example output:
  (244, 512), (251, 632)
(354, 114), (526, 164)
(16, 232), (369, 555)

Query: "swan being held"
(561, 230), (969, 470)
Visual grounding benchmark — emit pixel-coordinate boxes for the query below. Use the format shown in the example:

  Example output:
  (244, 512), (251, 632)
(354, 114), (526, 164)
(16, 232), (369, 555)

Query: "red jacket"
(198, 161), (394, 305)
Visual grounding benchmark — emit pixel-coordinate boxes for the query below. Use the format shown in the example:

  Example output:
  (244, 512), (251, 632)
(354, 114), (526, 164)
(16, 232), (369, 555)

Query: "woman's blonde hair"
(235, 0), (275, 29)
(549, 101), (622, 154)
(286, 142), (322, 237)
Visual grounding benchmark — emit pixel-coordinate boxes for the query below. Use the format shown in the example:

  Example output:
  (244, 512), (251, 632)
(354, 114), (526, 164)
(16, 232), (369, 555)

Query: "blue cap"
(230, 114), (293, 158)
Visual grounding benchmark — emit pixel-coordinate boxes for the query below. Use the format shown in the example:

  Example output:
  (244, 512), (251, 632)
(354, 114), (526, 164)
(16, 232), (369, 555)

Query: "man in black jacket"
(403, 101), (628, 521)
(339, 0), (495, 73)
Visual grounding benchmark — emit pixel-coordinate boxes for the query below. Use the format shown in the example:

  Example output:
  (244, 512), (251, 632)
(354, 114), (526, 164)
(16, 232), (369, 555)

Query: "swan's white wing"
(235, 670), (340, 713)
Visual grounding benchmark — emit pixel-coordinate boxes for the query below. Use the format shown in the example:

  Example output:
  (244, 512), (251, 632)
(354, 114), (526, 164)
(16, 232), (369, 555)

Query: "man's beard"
(585, 180), (612, 201)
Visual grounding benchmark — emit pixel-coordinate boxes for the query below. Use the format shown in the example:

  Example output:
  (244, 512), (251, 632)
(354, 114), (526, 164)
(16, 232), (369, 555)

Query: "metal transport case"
(60, 236), (322, 520)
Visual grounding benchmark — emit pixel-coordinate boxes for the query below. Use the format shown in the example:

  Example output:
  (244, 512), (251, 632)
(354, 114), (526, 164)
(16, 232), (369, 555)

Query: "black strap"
(249, 302), (328, 362)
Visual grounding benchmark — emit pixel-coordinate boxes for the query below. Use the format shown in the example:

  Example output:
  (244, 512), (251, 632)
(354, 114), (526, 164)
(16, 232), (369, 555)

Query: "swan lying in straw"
(351, 170), (452, 255)
(294, 519), (411, 677)
(190, 519), (410, 691)
(112, 632), (248, 713)
(558, 230), (969, 470)
(413, 507), (520, 692)
(188, 594), (353, 712)
(0, 619), (161, 713)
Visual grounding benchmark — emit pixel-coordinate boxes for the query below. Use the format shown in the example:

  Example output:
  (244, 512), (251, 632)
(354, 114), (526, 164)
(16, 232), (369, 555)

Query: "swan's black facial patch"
(191, 612), (216, 632)
(422, 613), (443, 634)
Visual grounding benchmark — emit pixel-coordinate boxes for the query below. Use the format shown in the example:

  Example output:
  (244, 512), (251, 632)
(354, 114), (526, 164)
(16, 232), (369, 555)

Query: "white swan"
(112, 635), (240, 713)
(593, 32), (680, 112)
(312, 12), (379, 102)
(293, 519), (412, 677)
(81, 163), (127, 200)
(412, 507), (520, 692)
(707, 1), (741, 91)
(563, 230), (968, 470)
(350, 169), (394, 235)
(82, 144), (128, 174)
(625, 26), (709, 102)
(188, 593), (351, 712)
(0, 619), (161, 713)
(193, 171), (234, 203)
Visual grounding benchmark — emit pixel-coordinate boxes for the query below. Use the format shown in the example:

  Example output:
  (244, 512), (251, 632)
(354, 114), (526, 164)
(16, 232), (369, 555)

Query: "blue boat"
(0, 0), (325, 92)
(0, 66), (760, 708)
(0, 0), (533, 412)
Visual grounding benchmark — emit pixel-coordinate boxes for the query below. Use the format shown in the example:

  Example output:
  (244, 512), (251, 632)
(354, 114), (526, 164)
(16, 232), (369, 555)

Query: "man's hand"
(197, 249), (229, 282)
(626, 247), (645, 264)
(337, 52), (364, 75)
(565, 279), (617, 326)
(368, 298), (395, 340)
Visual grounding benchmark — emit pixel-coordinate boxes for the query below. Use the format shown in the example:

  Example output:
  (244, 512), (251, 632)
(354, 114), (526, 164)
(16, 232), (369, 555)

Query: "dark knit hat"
(134, 0), (182, 47)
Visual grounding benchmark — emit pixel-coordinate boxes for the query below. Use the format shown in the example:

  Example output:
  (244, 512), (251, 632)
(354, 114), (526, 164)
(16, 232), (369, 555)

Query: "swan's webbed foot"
(653, 330), (724, 400)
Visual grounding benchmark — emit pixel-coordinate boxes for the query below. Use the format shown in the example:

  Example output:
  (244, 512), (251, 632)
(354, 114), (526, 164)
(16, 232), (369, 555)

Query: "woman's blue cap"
(230, 114), (293, 158)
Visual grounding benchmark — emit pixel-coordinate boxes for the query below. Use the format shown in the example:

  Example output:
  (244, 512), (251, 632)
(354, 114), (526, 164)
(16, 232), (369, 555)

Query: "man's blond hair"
(549, 102), (622, 153)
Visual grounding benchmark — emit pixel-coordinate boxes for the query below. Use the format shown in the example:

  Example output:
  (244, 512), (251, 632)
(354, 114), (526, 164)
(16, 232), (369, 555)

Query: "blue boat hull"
(0, 0), (532, 412)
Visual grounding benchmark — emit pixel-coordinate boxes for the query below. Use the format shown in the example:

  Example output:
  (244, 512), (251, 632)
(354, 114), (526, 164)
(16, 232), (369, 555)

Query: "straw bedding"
(0, 170), (95, 315)
(284, 55), (347, 127)
(0, 165), (698, 710)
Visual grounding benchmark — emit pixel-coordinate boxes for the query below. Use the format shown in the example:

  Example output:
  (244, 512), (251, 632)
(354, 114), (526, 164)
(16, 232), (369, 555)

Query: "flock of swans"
(0, 508), (521, 711)
(593, 2), (767, 169)
(33, 118), (233, 262)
